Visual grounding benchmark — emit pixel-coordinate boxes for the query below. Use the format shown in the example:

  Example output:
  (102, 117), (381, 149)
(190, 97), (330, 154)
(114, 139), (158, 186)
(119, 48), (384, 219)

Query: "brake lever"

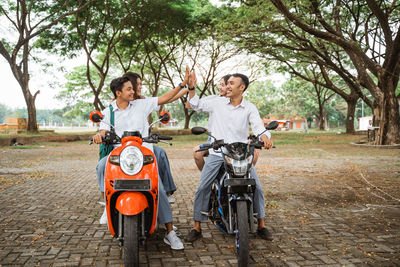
(159, 140), (172, 146)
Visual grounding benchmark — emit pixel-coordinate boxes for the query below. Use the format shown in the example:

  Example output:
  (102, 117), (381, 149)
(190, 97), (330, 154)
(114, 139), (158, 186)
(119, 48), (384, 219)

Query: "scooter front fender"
(115, 192), (149, 216)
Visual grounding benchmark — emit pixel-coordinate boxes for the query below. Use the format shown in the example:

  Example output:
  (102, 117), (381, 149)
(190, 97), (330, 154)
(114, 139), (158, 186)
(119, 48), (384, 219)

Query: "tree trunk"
(26, 94), (38, 132)
(345, 99), (357, 134)
(318, 107), (325, 131)
(13, 63), (39, 132)
(372, 103), (380, 127)
(93, 95), (105, 111)
(375, 87), (400, 145)
(183, 109), (194, 129)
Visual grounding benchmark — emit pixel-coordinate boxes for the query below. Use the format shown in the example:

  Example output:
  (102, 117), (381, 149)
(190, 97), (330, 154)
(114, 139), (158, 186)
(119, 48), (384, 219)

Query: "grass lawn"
(157, 129), (366, 148)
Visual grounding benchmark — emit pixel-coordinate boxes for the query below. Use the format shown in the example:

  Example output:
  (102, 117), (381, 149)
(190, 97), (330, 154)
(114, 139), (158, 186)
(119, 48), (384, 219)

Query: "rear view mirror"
(159, 111), (171, 124)
(89, 111), (103, 123)
(265, 120), (279, 131)
(191, 127), (207, 135)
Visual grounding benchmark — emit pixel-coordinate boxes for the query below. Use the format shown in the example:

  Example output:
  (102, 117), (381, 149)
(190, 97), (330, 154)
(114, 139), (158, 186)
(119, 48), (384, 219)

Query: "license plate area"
(224, 178), (256, 187)
(113, 179), (151, 191)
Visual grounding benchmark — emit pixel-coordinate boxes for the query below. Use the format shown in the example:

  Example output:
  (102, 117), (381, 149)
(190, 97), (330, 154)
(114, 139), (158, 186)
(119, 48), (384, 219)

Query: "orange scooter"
(90, 110), (172, 266)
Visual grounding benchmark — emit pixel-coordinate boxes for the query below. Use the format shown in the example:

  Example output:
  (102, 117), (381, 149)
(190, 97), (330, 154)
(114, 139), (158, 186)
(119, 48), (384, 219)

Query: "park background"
(0, 1), (400, 266)
(1, 0), (399, 144)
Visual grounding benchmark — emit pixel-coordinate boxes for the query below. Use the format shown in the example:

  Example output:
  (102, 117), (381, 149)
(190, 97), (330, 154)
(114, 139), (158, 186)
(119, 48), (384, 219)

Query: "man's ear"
(239, 83), (246, 93)
(115, 90), (121, 97)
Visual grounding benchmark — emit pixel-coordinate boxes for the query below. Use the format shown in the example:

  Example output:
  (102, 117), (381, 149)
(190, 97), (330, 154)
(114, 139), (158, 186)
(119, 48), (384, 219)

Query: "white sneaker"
(164, 230), (184, 250)
(167, 195), (175, 204)
(99, 207), (107, 224)
(162, 224), (178, 231)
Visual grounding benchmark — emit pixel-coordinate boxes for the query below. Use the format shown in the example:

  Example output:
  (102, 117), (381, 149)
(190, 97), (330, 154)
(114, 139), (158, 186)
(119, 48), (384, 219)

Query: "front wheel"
(236, 200), (249, 267)
(124, 215), (140, 267)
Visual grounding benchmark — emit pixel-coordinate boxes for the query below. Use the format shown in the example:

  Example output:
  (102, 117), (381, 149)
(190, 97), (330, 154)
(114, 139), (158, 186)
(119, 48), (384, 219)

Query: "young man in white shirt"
(92, 67), (190, 250)
(185, 72), (274, 242)
(191, 74), (260, 171)
(122, 72), (180, 203)
(192, 74), (230, 171)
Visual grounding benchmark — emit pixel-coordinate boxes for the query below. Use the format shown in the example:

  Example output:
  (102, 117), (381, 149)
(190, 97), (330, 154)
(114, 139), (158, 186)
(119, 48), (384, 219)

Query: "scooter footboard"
(116, 192), (149, 215)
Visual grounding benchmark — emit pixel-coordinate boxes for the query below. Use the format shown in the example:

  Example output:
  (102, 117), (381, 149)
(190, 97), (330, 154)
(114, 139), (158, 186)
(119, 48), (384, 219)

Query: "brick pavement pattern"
(0, 142), (399, 266)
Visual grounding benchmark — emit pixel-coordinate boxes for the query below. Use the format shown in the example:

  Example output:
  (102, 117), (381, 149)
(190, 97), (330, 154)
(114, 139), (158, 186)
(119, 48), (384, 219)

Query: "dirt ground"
(0, 133), (399, 266)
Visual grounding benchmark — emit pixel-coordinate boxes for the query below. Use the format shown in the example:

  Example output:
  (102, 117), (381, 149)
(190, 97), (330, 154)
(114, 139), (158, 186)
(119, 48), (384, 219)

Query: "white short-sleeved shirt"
(99, 98), (158, 151)
(189, 94), (270, 156)
(190, 95), (220, 130)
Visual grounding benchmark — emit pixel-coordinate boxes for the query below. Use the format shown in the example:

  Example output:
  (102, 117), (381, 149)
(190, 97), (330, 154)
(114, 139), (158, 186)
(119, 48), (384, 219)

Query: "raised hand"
(188, 69), (197, 89)
(183, 65), (190, 86)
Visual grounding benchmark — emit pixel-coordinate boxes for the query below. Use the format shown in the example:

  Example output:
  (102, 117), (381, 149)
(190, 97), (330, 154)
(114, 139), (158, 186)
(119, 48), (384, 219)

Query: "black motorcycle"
(191, 120), (278, 267)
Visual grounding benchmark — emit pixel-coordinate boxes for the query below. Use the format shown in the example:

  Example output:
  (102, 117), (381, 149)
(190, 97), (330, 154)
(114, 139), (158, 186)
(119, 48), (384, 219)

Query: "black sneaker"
(257, 227), (273, 241)
(185, 229), (202, 242)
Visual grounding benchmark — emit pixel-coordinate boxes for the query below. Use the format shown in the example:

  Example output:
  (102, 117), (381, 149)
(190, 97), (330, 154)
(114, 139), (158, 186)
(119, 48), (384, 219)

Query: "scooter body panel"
(115, 192), (149, 215)
(104, 136), (159, 237)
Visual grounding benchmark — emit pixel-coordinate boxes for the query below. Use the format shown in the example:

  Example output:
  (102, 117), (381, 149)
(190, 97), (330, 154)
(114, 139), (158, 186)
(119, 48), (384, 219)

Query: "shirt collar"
(225, 97), (247, 108)
(111, 100), (134, 111)
(110, 100), (119, 111)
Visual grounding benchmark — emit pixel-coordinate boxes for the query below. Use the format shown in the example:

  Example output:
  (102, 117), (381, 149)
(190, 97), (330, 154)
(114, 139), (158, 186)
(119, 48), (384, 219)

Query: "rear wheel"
(124, 215), (140, 267)
(236, 200), (249, 267)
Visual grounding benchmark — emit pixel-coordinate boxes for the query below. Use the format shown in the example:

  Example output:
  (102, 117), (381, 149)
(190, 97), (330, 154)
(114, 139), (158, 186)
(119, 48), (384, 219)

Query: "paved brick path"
(0, 142), (399, 266)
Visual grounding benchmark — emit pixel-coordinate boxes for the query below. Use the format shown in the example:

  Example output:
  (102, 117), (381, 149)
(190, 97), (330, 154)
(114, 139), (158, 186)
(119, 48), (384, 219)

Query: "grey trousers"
(193, 154), (266, 222)
(153, 146), (176, 194)
(96, 156), (173, 224)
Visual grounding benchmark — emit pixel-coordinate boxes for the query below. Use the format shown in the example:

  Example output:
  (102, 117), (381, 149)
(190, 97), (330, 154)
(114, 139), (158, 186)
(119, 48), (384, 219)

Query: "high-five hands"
(183, 65), (190, 86)
(188, 69), (197, 89)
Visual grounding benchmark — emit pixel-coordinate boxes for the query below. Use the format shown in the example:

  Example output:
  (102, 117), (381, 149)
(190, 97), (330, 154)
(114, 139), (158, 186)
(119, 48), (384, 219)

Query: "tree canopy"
(2, 0), (399, 142)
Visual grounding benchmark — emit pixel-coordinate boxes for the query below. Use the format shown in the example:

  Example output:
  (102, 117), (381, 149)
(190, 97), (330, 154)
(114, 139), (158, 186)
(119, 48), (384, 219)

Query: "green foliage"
(271, 77), (350, 128)
(244, 80), (277, 118)
(0, 103), (10, 124)
(57, 65), (115, 114)
(0, 103), (88, 126)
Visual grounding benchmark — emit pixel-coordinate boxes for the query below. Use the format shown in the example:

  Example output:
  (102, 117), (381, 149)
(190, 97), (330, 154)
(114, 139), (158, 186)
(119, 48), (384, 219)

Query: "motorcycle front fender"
(116, 192), (149, 216)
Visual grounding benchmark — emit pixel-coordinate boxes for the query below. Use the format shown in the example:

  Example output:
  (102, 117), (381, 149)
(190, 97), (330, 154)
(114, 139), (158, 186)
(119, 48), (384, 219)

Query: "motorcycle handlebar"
(252, 141), (264, 149)
(158, 136), (173, 140)
(196, 143), (212, 152)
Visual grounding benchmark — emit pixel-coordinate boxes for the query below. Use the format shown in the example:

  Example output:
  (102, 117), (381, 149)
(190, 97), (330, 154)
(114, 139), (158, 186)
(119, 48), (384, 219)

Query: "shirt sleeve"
(99, 107), (111, 132)
(189, 94), (215, 112)
(188, 94), (200, 110)
(140, 97), (159, 116)
(249, 104), (271, 139)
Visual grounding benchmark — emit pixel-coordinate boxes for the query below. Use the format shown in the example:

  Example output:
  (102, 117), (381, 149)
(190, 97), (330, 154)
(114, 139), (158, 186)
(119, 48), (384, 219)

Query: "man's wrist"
(261, 134), (270, 141)
(188, 86), (195, 91)
(179, 82), (186, 89)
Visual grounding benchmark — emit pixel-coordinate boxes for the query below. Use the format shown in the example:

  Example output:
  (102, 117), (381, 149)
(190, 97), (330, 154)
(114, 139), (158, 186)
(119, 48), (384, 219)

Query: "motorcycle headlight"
(120, 146), (143, 175)
(230, 157), (251, 176)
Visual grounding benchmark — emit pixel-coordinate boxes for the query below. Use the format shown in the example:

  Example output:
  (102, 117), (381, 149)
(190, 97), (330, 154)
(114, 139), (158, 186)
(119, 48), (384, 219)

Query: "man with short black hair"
(123, 72), (178, 202)
(185, 72), (274, 242)
(92, 67), (190, 250)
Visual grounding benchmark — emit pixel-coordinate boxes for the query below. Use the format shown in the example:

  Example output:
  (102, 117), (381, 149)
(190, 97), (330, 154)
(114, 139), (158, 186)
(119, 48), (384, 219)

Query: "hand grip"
(159, 136), (173, 140)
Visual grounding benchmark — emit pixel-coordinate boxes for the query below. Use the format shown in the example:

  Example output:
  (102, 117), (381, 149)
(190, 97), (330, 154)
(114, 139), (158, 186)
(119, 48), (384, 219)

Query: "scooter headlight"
(120, 146), (143, 175)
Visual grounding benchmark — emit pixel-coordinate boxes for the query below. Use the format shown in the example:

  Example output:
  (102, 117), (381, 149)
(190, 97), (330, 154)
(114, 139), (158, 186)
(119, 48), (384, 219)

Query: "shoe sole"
(185, 234), (202, 242)
(163, 238), (184, 250)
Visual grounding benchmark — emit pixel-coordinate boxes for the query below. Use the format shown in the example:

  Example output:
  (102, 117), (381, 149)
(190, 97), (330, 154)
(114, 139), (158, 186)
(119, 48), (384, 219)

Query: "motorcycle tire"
(236, 200), (249, 267)
(124, 214), (140, 267)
